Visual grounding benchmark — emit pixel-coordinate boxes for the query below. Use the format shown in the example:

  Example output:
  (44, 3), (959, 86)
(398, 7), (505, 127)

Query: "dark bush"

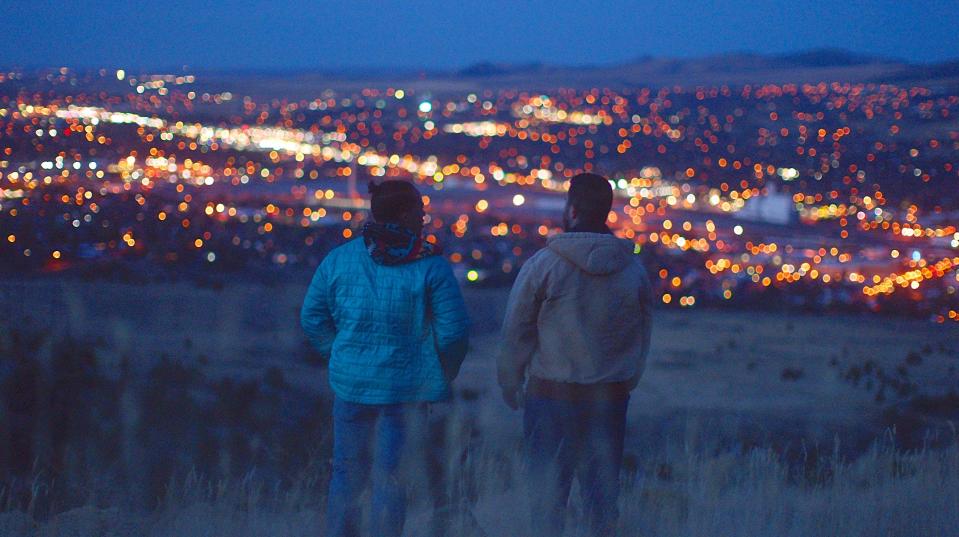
(781, 368), (803, 381)
(0, 326), (333, 516)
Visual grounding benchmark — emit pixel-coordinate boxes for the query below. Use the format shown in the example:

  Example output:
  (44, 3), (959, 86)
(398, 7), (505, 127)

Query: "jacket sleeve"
(428, 259), (470, 382)
(300, 262), (336, 359)
(627, 261), (654, 390)
(496, 255), (544, 392)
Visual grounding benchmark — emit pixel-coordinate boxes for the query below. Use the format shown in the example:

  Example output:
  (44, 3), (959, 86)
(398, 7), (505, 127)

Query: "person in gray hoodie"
(497, 172), (653, 536)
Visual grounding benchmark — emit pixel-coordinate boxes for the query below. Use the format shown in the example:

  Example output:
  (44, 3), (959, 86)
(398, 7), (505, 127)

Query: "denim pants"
(524, 394), (629, 536)
(327, 398), (426, 537)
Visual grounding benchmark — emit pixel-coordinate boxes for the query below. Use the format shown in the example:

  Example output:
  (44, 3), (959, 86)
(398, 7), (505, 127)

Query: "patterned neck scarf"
(362, 222), (437, 266)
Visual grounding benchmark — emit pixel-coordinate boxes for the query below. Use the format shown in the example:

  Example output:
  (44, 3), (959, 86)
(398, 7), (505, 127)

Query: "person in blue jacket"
(301, 179), (470, 537)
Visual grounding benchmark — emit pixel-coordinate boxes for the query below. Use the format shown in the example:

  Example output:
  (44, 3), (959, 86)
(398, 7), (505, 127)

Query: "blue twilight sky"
(3, 0), (958, 70)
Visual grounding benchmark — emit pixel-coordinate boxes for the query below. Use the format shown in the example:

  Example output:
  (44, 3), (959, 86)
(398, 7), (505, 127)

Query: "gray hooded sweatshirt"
(497, 232), (653, 393)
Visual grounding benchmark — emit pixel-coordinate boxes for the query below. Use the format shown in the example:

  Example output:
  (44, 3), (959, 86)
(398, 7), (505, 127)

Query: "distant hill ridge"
(443, 48), (959, 89)
(153, 48), (959, 95)
(456, 48), (896, 78)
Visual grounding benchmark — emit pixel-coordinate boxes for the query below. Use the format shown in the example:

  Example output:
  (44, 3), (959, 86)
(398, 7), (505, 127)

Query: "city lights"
(0, 67), (957, 322)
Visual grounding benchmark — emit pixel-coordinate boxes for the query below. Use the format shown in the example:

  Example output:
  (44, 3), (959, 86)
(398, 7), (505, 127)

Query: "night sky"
(3, 0), (958, 70)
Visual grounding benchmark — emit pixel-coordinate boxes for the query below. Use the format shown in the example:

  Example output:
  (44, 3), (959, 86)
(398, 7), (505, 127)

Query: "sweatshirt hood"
(547, 232), (635, 275)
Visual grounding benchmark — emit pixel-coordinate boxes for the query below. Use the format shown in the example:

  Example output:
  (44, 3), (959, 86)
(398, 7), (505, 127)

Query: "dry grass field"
(1, 278), (957, 536)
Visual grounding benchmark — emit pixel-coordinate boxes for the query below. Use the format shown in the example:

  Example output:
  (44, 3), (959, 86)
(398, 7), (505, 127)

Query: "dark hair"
(567, 173), (613, 224)
(368, 180), (422, 223)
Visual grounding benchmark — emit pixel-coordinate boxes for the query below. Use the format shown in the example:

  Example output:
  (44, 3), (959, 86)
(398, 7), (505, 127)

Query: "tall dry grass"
(1, 281), (957, 537)
(1, 410), (955, 537)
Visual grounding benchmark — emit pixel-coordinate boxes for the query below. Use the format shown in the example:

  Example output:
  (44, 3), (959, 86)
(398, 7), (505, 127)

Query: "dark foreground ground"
(3, 277), (957, 445)
(0, 277), (957, 536)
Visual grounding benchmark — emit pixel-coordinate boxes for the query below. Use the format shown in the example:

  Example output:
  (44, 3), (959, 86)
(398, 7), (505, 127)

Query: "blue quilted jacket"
(300, 238), (470, 404)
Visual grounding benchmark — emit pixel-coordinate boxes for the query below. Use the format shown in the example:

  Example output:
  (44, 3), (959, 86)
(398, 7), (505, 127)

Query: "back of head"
(568, 173), (613, 225)
(368, 180), (421, 224)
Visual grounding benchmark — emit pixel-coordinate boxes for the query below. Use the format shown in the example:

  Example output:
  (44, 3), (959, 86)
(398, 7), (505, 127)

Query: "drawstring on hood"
(547, 232), (635, 275)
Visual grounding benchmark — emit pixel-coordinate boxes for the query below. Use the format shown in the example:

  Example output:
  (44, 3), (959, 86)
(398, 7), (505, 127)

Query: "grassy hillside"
(1, 278), (957, 536)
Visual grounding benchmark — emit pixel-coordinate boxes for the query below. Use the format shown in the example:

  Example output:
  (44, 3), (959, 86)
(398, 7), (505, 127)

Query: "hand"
(501, 385), (524, 410)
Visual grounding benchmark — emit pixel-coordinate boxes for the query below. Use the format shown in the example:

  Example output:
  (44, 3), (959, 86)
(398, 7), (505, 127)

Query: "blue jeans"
(524, 394), (629, 536)
(327, 398), (425, 537)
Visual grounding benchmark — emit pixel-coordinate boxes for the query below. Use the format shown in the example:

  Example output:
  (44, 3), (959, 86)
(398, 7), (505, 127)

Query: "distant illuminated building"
(734, 184), (797, 225)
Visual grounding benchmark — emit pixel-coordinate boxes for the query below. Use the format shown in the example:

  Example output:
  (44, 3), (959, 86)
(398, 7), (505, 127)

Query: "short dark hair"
(567, 173), (613, 224)
(368, 180), (422, 223)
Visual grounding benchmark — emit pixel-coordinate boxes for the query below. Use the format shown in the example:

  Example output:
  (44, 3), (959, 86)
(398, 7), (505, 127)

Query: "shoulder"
(521, 245), (563, 275)
(629, 253), (650, 277)
(336, 237), (367, 256)
(321, 238), (365, 265)
(512, 247), (562, 290)
(527, 246), (557, 267)
(313, 240), (366, 283)
(421, 253), (456, 280)
(626, 254), (653, 295)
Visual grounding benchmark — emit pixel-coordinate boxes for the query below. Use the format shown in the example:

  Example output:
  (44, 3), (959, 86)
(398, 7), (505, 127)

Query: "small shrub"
(781, 367), (803, 381)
